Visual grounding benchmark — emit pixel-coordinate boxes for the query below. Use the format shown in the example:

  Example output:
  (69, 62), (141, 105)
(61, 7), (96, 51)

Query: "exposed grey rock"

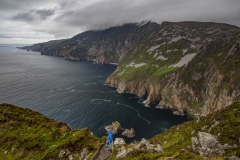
(191, 137), (200, 153)
(201, 125), (209, 130)
(106, 121), (121, 134)
(228, 155), (240, 160)
(208, 120), (220, 132)
(121, 128), (135, 138)
(191, 132), (230, 157)
(58, 150), (65, 158)
(68, 155), (73, 160)
(94, 145), (111, 160)
(58, 149), (71, 159)
(114, 138), (126, 146)
(198, 132), (221, 151)
(221, 143), (232, 150)
(4, 150), (8, 155)
(116, 146), (133, 159)
(134, 138), (163, 153)
(191, 130), (195, 135)
(173, 110), (183, 115)
(65, 150), (70, 156)
(232, 144), (237, 149)
(81, 148), (90, 160)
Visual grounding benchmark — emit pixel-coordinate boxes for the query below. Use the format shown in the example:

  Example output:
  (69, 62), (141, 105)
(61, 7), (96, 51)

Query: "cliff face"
(106, 22), (240, 116)
(25, 22), (159, 63)
(23, 21), (240, 116)
(19, 39), (65, 54)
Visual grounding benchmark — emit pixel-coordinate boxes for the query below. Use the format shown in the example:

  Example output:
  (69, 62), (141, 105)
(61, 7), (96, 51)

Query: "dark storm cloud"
(35, 9), (55, 20)
(1, 0), (240, 42)
(54, 0), (240, 32)
(11, 9), (55, 22)
(0, 0), (55, 10)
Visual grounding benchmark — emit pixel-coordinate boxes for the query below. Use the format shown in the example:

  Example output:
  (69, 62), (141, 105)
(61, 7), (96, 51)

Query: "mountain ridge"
(19, 21), (240, 116)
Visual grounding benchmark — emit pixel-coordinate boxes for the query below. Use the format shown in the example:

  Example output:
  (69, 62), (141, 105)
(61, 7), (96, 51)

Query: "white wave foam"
(123, 104), (151, 124)
(91, 99), (112, 102)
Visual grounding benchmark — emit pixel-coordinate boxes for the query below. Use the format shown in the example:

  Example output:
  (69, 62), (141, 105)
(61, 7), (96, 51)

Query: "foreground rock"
(106, 121), (121, 134)
(134, 138), (164, 153)
(191, 131), (239, 158)
(94, 145), (112, 160)
(121, 128), (135, 138)
(114, 138), (126, 146)
(116, 138), (163, 159)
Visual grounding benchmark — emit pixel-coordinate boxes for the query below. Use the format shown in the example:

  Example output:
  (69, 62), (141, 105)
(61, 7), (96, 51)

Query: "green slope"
(0, 103), (105, 160)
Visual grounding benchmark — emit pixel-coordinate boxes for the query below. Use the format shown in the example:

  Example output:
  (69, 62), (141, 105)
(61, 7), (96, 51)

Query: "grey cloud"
(0, 34), (13, 38)
(36, 9), (55, 20)
(1, 0), (240, 42)
(54, 0), (240, 33)
(12, 9), (55, 22)
(0, 0), (57, 10)
(11, 10), (36, 22)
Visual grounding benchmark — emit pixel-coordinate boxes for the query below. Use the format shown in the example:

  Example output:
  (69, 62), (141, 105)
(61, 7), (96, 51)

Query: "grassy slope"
(108, 101), (240, 160)
(0, 103), (105, 160)
(0, 102), (239, 160)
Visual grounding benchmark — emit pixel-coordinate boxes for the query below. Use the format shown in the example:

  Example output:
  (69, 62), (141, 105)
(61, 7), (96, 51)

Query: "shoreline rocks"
(106, 121), (122, 134)
(122, 128), (135, 138)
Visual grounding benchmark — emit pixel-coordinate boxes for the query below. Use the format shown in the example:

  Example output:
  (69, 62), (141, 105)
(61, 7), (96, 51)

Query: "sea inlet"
(0, 45), (191, 142)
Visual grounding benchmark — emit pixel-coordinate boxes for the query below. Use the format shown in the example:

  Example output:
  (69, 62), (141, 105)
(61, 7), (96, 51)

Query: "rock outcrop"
(106, 121), (122, 134)
(106, 22), (240, 117)
(115, 138), (163, 159)
(192, 132), (224, 157)
(134, 138), (164, 153)
(114, 138), (126, 146)
(192, 131), (240, 158)
(121, 128), (135, 138)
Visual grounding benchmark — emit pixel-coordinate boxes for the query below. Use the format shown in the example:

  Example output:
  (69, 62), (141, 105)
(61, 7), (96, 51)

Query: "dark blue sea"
(0, 44), (191, 142)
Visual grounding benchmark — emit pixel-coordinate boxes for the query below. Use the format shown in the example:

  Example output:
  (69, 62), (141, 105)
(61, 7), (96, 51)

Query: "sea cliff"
(21, 21), (240, 116)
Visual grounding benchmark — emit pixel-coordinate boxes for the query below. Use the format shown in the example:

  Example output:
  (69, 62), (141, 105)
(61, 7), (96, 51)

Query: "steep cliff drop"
(20, 21), (240, 117)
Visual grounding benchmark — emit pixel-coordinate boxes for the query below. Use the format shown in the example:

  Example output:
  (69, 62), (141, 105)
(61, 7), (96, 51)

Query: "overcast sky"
(0, 0), (240, 44)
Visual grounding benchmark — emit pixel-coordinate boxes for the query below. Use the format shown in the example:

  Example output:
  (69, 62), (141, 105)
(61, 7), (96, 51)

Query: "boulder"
(198, 132), (221, 150)
(191, 132), (226, 157)
(114, 138), (126, 146)
(116, 146), (133, 159)
(191, 137), (200, 153)
(106, 121), (121, 134)
(134, 138), (163, 153)
(228, 155), (240, 160)
(122, 128), (135, 138)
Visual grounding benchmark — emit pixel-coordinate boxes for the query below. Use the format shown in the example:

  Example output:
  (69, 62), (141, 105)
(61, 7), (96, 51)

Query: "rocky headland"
(20, 21), (240, 117)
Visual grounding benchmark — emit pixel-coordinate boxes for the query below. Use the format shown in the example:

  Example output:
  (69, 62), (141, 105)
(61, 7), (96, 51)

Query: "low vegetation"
(0, 103), (105, 160)
(1, 101), (239, 159)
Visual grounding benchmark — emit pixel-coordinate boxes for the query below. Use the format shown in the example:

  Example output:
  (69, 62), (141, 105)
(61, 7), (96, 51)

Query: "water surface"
(0, 45), (191, 142)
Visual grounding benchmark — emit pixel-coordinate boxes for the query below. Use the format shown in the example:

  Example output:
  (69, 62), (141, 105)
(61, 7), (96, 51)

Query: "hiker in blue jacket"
(105, 131), (113, 150)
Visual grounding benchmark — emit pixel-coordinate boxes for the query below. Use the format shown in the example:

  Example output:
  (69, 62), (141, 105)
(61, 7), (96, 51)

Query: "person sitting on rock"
(105, 131), (113, 150)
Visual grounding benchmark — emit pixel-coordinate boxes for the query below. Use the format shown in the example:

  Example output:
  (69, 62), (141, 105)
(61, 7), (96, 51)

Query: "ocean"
(0, 44), (191, 142)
